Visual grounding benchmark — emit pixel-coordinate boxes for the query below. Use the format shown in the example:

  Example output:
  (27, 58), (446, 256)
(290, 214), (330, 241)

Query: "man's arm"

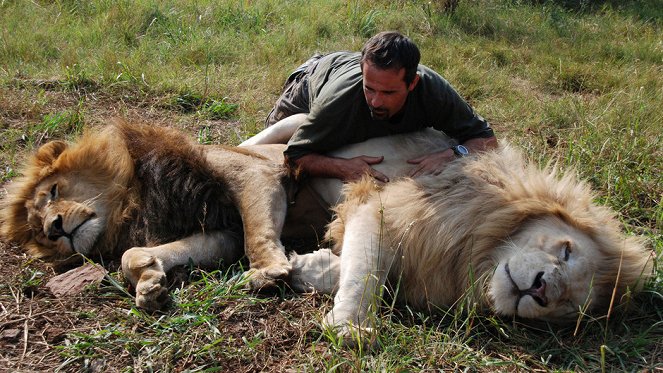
(461, 135), (498, 153)
(407, 135), (497, 177)
(292, 153), (389, 182)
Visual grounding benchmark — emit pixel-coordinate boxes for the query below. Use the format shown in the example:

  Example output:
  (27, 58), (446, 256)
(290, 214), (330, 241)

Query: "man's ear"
(408, 73), (420, 91)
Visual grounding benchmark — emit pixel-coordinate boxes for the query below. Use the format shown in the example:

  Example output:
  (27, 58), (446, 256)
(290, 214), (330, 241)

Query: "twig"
(606, 247), (625, 322)
(0, 311), (55, 328)
(21, 303), (32, 361)
(10, 285), (21, 306)
(0, 300), (8, 316)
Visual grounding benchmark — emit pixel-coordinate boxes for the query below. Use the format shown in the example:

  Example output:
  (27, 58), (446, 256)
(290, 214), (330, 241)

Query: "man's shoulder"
(313, 52), (361, 79)
(416, 64), (451, 87)
(310, 52), (363, 101)
(319, 51), (361, 65)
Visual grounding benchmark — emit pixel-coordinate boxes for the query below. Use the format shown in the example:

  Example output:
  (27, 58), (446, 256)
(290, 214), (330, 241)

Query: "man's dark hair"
(360, 31), (421, 86)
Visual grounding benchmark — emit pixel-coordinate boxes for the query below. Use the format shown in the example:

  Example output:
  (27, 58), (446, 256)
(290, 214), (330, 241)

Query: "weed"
(197, 126), (213, 145)
(40, 109), (84, 137)
(173, 91), (238, 120)
(20, 268), (44, 289)
(63, 64), (97, 92)
(201, 97), (239, 120)
(358, 9), (380, 38)
(174, 91), (204, 113)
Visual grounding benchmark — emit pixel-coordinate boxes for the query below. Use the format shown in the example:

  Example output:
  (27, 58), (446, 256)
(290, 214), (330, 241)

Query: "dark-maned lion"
(0, 120), (291, 310)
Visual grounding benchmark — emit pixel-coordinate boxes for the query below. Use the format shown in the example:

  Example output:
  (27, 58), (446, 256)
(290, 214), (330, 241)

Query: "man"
(250, 31), (497, 182)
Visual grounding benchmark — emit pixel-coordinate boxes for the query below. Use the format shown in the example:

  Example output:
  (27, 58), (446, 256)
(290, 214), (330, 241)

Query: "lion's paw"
(121, 248), (170, 311)
(243, 262), (292, 290)
(322, 316), (377, 349)
(136, 270), (168, 311)
(134, 268), (169, 311)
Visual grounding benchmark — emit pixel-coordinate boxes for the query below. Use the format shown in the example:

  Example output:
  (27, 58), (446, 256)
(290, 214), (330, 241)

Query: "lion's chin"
(488, 263), (519, 317)
(489, 263), (578, 322)
(68, 217), (105, 256)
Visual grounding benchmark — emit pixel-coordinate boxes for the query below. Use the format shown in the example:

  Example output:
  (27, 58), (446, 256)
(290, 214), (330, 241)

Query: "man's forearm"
(292, 153), (344, 179)
(462, 136), (498, 153)
(291, 153), (388, 182)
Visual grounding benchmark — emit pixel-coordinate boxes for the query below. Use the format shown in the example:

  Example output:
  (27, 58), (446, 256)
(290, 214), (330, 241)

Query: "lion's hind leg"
(234, 170), (293, 290)
(288, 249), (340, 294)
(121, 231), (241, 311)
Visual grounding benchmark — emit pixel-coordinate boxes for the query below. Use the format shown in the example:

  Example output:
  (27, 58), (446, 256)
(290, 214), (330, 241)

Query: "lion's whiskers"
(82, 193), (103, 207)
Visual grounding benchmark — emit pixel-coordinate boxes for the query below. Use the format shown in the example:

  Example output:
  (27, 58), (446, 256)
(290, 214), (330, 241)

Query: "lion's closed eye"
(561, 242), (571, 262)
(49, 183), (59, 200)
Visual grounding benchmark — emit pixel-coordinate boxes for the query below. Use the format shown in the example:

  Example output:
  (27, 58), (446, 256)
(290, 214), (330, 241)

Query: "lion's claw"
(134, 269), (169, 311)
(243, 263), (291, 290)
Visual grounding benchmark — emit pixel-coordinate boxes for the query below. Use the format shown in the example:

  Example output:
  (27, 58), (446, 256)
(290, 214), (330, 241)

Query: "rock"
(1, 329), (21, 341)
(46, 263), (107, 297)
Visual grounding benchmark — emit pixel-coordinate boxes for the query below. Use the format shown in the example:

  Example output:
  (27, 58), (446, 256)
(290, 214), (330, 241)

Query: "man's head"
(360, 31), (421, 120)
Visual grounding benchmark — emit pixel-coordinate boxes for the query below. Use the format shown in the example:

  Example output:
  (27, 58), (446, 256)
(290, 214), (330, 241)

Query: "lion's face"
(489, 216), (604, 321)
(24, 175), (107, 258)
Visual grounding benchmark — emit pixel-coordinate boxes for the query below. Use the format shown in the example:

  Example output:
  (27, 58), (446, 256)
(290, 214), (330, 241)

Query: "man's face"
(362, 61), (419, 120)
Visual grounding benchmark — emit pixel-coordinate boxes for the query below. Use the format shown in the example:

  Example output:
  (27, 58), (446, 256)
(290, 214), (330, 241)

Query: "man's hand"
(338, 155), (389, 182)
(407, 136), (498, 178)
(294, 153), (389, 182)
(407, 149), (455, 177)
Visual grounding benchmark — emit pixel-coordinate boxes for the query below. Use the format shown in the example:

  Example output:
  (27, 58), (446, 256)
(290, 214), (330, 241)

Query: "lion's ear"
(32, 140), (68, 168)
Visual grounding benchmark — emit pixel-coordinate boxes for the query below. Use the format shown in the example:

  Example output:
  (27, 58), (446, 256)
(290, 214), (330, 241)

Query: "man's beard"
(368, 106), (389, 120)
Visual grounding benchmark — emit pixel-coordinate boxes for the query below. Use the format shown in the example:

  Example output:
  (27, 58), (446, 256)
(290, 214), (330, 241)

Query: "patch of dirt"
(0, 240), (336, 372)
(0, 242), (124, 371)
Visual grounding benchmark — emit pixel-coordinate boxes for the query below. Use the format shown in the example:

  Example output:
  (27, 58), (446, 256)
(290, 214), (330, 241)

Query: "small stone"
(46, 263), (107, 297)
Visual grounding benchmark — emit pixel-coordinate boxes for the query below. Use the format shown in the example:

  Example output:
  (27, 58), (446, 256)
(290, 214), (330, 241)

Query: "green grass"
(0, 0), (661, 371)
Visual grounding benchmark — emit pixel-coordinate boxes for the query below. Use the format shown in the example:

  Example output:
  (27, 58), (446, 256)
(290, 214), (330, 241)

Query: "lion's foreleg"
(324, 203), (394, 335)
(121, 231), (240, 311)
(235, 178), (292, 289)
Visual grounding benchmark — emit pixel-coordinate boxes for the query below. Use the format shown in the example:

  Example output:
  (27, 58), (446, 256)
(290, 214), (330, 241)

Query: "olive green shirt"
(284, 52), (494, 161)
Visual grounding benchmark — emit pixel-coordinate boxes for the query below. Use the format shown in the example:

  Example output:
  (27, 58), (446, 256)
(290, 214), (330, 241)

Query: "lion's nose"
(523, 271), (548, 307)
(47, 215), (66, 241)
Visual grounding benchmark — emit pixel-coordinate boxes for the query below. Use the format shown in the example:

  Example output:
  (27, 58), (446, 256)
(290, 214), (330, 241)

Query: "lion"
(0, 119), (449, 312)
(0, 119), (294, 310)
(288, 143), (654, 339)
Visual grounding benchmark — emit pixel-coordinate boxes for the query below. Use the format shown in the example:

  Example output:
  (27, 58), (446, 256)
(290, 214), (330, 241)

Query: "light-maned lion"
(0, 120), (294, 310)
(289, 143), (654, 338)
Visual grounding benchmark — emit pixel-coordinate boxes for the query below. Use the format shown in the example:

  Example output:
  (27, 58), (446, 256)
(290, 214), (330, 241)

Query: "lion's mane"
(1, 120), (243, 261)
